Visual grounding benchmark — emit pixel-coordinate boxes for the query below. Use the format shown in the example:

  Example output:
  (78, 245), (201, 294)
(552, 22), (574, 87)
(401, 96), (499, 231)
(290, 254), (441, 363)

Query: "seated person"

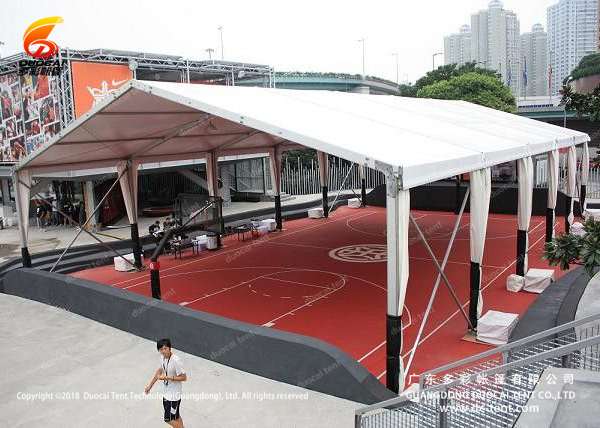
(148, 223), (158, 235)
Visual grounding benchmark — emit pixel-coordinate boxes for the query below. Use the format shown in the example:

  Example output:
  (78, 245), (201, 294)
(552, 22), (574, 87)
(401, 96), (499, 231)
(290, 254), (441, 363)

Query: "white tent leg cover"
(469, 168), (491, 329)
(581, 142), (589, 213)
(117, 160), (141, 268)
(317, 151), (329, 217)
(517, 157), (533, 276)
(269, 145), (283, 229)
(385, 179), (409, 393)
(14, 170), (32, 267)
(206, 151), (219, 198)
(565, 146), (577, 233)
(546, 150), (559, 242)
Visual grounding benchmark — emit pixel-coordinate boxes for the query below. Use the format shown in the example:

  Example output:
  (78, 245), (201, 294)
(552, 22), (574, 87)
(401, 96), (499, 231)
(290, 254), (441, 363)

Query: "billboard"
(0, 73), (60, 162)
(71, 61), (132, 118)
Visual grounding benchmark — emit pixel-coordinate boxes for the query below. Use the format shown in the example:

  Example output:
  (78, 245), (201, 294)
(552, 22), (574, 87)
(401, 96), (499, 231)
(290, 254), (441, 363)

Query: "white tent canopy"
(15, 80), (588, 188)
(12, 80), (590, 394)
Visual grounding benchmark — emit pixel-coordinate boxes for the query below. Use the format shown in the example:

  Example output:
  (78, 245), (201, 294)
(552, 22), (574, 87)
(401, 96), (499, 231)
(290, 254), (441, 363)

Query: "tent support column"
(130, 223), (141, 267)
(546, 150), (559, 242)
(360, 165), (367, 206)
(565, 146), (577, 234)
(385, 174), (409, 393)
(454, 175), (462, 215)
(269, 145), (283, 230)
(117, 160), (142, 269)
(516, 157), (533, 277)
(581, 142), (590, 217)
(13, 171), (32, 268)
(468, 168), (491, 331)
(317, 151), (329, 217)
(386, 314), (402, 393)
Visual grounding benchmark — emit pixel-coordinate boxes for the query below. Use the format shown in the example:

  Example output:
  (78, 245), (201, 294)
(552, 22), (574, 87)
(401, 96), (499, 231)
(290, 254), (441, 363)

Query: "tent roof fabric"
(16, 80), (589, 189)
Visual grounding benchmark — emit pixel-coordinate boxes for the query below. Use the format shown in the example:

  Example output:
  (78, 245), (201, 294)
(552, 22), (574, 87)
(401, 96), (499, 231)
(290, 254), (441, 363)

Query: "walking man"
(145, 339), (187, 427)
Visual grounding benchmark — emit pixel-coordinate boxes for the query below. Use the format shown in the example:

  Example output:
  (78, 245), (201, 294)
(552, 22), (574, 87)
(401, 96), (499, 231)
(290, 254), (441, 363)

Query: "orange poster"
(71, 62), (133, 118)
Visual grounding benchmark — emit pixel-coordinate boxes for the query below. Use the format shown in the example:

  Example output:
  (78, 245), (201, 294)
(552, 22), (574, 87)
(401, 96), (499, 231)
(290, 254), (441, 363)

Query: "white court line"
(123, 266), (296, 290)
(345, 213), (427, 238)
(267, 241), (333, 251)
(261, 274), (348, 326)
(179, 270), (301, 306)
(261, 276), (332, 290)
(110, 210), (376, 287)
(373, 221), (549, 380)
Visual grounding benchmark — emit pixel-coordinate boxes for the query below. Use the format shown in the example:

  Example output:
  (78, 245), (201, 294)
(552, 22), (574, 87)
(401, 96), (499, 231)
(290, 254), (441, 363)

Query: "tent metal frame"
(19, 178), (139, 273)
(405, 187), (470, 375)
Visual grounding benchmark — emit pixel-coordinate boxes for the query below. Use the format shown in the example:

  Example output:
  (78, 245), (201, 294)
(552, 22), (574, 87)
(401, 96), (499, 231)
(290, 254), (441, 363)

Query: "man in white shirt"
(145, 339), (187, 427)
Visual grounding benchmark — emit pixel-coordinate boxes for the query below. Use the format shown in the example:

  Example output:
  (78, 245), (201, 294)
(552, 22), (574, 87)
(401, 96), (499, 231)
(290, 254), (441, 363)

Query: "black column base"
(322, 186), (329, 218)
(361, 179), (367, 207)
(546, 208), (554, 243)
(469, 261), (480, 330)
(565, 196), (572, 233)
(130, 223), (142, 269)
(386, 314), (402, 393)
(454, 176), (461, 215)
(21, 247), (32, 268)
(516, 229), (527, 276)
(150, 266), (161, 299)
(274, 195), (282, 230)
(581, 185), (587, 218)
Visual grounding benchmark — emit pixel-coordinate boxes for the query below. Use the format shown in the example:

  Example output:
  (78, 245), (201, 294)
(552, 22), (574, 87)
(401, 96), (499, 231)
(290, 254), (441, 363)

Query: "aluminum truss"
(0, 47), (275, 134)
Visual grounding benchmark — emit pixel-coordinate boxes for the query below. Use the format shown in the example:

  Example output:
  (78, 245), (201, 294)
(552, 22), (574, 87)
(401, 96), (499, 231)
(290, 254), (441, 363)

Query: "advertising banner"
(0, 73), (60, 162)
(71, 61), (132, 118)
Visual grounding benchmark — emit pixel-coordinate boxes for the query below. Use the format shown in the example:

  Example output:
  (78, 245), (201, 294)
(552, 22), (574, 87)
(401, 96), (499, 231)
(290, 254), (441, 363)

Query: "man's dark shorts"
(163, 398), (181, 422)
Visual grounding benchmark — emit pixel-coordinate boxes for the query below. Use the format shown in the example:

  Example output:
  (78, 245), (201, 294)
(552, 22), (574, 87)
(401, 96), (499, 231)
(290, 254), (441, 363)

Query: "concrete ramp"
(0, 293), (360, 427)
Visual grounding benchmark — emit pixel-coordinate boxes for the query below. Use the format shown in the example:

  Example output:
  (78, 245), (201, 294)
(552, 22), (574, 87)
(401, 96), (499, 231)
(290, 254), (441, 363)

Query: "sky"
(0, 0), (559, 84)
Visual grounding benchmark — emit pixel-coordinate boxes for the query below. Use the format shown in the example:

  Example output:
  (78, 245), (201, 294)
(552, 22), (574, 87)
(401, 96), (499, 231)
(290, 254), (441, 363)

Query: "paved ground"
(0, 293), (361, 427)
(575, 269), (600, 336)
(0, 193), (334, 263)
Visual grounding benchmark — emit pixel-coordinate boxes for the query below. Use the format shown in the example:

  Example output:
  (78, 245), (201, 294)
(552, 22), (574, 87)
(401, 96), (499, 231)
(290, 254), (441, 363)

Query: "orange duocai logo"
(23, 17), (64, 58)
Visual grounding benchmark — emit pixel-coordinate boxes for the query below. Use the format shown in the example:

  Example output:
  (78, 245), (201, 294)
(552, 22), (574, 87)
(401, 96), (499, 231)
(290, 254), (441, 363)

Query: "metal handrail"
(420, 308), (600, 385)
(355, 310), (600, 420)
(423, 333), (600, 394)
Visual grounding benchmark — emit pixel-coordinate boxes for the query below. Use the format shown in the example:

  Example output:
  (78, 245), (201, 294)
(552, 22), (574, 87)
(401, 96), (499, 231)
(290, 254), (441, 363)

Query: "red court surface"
(71, 206), (566, 386)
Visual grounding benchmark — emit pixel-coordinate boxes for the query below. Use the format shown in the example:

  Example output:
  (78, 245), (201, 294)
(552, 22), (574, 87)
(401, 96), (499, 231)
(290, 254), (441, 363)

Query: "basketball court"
(72, 205), (564, 385)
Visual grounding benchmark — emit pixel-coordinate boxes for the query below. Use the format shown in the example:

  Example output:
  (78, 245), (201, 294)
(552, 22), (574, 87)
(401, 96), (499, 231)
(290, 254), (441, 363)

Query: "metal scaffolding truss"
(0, 47), (275, 132)
(57, 48), (75, 129)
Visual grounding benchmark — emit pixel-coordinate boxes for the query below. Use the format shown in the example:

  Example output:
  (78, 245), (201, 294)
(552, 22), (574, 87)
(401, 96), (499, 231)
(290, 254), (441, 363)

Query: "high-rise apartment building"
(471, 0), (521, 94)
(444, 25), (472, 66)
(547, 0), (598, 95)
(521, 24), (549, 97)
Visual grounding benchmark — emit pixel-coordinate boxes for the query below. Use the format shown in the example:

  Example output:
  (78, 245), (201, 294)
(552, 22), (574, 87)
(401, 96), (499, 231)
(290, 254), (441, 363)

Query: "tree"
(416, 72), (516, 113)
(560, 84), (600, 121)
(543, 217), (600, 276)
(569, 53), (600, 81)
(399, 62), (501, 98)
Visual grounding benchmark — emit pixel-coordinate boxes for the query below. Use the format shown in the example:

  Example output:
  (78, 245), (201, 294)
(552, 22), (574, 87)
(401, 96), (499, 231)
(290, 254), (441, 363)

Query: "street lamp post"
(205, 48), (215, 60)
(549, 50), (554, 101)
(432, 52), (443, 71)
(358, 38), (365, 79)
(218, 26), (224, 60)
(391, 52), (399, 86)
